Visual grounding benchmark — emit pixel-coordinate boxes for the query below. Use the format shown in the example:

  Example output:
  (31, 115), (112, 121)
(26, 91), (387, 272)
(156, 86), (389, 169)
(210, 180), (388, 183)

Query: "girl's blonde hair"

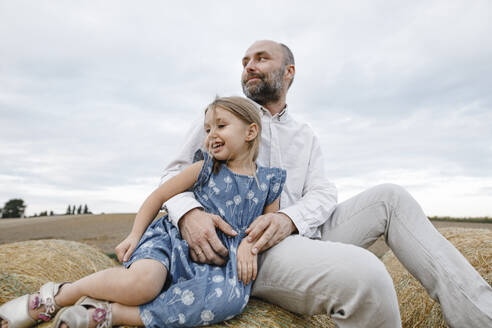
(204, 96), (262, 174)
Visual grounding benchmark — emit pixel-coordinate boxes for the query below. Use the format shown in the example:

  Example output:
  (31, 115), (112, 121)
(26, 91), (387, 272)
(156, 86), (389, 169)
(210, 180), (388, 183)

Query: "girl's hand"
(237, 238), (258, 285)
(115, 233), (141, 263)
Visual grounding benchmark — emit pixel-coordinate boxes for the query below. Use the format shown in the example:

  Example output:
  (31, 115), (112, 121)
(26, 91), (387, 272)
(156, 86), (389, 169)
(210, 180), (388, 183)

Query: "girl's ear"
(245, 123), (258, 142)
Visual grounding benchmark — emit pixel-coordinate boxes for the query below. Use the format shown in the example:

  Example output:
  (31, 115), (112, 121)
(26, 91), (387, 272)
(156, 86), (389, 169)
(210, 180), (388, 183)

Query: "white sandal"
(0, 282), (66, 328)
(54, 297), (112, 328)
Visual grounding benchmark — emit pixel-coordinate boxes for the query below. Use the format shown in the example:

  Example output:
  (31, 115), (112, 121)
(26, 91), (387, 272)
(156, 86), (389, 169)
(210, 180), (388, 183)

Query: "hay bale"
(0, 239), (334, 328)
(4, 228), (489, 328)
(0, 273), (46, 304)
(207, 298), (335, 328)
(382, 227), (492, 328)
(0, 239), (118, 304)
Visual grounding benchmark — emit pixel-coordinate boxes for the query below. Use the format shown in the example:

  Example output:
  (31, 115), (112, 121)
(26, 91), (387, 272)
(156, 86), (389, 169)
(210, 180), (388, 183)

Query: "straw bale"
(2, 227), (490, 328)
(0, 273), (45, 305)
(1, 239), (335, 327)
(382, 227), (492, 328)
(42, 297), (336, 328)
(0, 239), (118, 304)
(207, 298), (335, 328)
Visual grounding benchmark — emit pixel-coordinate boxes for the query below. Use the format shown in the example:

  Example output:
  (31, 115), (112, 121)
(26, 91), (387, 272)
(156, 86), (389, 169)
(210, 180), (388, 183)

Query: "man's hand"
(245, 212), (297, 255)
(237, 238), (257, 285)
(179, 208), (237, 265)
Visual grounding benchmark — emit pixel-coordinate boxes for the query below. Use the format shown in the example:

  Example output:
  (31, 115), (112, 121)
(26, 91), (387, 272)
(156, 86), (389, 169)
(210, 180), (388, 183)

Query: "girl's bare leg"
(57, 259), (165, 328)
(1, 259), (165, 328)
(112, 303), (144, 326)
(55, 259), (167, 306)
(60, 303), (144, 328)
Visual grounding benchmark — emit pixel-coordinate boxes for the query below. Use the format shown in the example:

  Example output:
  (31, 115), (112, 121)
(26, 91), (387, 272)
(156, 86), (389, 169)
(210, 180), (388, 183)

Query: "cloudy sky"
(1, 0), (491, 217)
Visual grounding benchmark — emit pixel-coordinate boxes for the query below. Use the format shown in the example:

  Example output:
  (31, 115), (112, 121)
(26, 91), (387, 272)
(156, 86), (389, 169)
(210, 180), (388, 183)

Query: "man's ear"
(285, 64), (295, 83)
(245, 123), (259, 141)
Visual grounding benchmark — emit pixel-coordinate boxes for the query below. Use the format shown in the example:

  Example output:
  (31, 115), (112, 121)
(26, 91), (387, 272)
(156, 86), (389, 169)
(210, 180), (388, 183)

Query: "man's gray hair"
(280, 43), (295, 66)
(279, 43), (295, 88)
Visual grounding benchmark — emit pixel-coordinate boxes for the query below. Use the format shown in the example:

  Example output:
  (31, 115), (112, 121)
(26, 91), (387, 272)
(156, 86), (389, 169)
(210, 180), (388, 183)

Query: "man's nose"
(244, 59), (256, 72)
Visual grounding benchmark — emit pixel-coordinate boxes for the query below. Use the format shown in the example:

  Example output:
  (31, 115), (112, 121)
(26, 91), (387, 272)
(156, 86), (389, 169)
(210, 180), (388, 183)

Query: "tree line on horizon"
(65, 204), (92, 215)
(0, 199), (93, 219)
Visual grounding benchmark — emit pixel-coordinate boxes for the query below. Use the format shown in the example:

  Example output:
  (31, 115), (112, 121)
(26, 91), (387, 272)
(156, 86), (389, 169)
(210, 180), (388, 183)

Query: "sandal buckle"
(29, 295), (41, 310)
(93, 308), (107, 323)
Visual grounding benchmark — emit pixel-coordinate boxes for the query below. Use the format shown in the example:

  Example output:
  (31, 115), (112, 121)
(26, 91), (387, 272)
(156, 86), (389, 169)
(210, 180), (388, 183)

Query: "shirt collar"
(255, 102), (289, 122)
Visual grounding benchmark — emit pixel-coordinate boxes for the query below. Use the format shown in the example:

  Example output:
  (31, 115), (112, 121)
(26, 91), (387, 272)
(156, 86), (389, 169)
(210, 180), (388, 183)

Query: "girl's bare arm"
(263, 197), (280, 214)
(237, 197), (280, 284)
(129, 160), (204, 238)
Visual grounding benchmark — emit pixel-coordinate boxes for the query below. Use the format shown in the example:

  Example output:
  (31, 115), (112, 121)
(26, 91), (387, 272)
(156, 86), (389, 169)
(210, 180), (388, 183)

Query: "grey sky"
(1, 0), (491, 217)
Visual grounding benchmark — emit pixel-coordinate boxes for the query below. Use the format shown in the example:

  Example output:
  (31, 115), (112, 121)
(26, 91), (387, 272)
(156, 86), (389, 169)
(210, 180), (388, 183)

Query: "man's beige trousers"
(252, 184), (492, 328)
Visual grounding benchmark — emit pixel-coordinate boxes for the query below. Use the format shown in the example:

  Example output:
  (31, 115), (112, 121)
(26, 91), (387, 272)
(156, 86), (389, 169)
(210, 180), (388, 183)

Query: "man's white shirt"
(160, 102), (337, 238)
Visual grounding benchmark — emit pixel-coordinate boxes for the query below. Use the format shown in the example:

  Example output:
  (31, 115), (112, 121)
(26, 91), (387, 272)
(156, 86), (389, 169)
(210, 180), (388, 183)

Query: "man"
(161, 40), (492, 327)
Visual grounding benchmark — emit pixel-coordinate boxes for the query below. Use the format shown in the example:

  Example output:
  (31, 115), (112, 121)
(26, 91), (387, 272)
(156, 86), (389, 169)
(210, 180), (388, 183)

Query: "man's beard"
(242, 67), (285, 105)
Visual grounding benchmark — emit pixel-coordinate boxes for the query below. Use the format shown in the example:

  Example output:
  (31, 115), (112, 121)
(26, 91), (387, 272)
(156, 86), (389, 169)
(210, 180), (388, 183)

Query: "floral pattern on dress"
(125, 151), (286, 327)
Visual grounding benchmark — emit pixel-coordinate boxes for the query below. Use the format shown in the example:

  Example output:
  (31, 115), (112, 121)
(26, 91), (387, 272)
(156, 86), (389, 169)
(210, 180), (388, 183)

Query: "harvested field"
(0, 215), (490, 328)
(0, 213), (490, 257)
(0, 213), (137, 255)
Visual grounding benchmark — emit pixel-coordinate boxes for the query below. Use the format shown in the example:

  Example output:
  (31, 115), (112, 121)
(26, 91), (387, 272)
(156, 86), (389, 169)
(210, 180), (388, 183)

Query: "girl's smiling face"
(204, 106), (252, 163)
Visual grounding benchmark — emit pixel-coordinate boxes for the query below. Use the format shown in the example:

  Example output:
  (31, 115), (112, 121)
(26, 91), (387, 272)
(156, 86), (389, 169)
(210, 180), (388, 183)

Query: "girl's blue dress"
(124, 152), (286, 327)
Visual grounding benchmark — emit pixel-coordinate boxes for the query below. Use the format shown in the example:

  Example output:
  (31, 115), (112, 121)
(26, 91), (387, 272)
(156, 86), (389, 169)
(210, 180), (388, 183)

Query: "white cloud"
(335, 169), (492, 217)
(1, 1), (491, 216)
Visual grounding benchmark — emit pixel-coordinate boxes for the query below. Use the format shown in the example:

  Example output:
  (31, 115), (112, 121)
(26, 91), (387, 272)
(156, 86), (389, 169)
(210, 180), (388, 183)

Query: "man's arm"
(247, 133), (337, 253)
(279, 134), (337, 237)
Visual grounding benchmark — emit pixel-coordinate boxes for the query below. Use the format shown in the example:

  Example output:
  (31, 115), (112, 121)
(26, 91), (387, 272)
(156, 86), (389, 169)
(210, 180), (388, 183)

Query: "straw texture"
(207, 298), (335, 328)
(0, 239), (118, 305)
(2, 227), (489, 328)
(382, 227), (492, 328)
(0, 239), (335, 327)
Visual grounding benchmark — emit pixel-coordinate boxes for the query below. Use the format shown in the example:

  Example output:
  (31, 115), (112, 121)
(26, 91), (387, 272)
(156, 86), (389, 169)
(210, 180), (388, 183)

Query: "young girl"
(0, 96), (286, 328)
